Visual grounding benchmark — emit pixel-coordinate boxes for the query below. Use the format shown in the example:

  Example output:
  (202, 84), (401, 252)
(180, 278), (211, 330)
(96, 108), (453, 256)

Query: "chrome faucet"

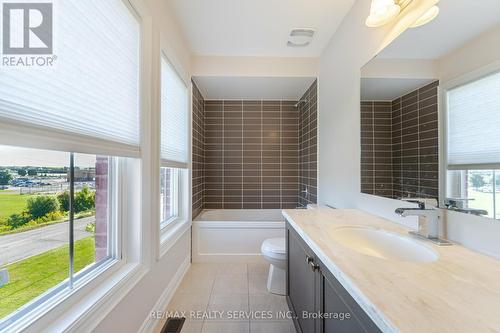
(395, 201), (452, 246)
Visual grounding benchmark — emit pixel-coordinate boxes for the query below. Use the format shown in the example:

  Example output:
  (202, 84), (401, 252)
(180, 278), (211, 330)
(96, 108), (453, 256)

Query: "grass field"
(0, 237), (95, 319)
(0, 191), (32, 223)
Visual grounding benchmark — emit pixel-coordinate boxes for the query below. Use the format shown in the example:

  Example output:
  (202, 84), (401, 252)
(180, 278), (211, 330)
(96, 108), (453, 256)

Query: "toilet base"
(266, 264), (286, 295)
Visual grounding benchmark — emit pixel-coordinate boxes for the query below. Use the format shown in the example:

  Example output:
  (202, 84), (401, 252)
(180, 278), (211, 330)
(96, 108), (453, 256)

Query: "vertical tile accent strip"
(191, 82), (205, 218)
(298, 80), (318, 207)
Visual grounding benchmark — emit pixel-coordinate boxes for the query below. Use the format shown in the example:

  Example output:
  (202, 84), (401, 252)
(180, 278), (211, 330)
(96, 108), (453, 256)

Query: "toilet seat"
(261, 238), (286, 260)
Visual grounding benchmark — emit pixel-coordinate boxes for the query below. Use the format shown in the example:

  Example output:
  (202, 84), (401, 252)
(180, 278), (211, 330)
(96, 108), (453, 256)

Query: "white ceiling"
(193, 76), (316, 100)
(361, 78), (435, 101)
(379, 0), (500, 60)
(166, 0), (356, 57)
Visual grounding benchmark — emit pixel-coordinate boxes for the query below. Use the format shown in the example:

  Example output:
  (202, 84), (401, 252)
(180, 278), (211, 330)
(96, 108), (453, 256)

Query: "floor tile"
(187, 263), (219, 278)
(167, 291), (210, 313)
(249, 274), (269, 294)
(212, 274), (248, 294)
(249, 294), (289, 317)
(207, 294), (249, 320)
(201, 320), (250, 333)
(248, 263), (269, 276)
(216, 263), (248, 276)
(177, 272), (216, 294)
(250, 320), (296, 333)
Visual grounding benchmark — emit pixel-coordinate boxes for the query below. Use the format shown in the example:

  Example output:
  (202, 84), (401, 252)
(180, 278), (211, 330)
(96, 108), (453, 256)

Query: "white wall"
(92, 0), (194, 331)
(361, 58), (439, 79)
(437, 24), (500, 258)
(439, 24), (500, 83)
(318, 0), (500, 258)
(192, 56), (319, 77)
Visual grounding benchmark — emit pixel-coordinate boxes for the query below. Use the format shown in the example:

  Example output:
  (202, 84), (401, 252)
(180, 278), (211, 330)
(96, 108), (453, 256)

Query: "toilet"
(261, 237), (287, 295)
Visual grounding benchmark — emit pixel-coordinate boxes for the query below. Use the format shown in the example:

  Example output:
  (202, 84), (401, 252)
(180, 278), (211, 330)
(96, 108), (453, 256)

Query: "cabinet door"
(320, 264), (381, 333)
(287, 226), (317, 333)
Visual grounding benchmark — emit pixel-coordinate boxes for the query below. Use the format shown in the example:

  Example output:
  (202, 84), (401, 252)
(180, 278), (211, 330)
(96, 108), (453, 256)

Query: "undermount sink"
(330, 226), (439, 263)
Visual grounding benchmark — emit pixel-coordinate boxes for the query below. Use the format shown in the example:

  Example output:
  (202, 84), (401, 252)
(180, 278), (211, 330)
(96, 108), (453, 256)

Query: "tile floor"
(154, 263), (296, 333)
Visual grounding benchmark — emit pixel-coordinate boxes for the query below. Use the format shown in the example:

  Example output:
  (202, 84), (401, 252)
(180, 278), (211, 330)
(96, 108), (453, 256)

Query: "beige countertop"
(282, 208), (500, 333)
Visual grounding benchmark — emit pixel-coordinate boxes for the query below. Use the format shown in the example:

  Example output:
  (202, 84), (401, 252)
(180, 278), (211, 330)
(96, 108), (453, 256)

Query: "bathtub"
(192, 209), (285, 263)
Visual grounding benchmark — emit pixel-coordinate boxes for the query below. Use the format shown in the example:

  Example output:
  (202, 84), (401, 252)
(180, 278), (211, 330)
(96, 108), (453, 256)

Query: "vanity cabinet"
(286, 221), (381, 333)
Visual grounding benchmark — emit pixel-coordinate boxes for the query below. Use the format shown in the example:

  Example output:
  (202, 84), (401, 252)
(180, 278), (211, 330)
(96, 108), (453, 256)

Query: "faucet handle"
(400, 198), (425, 209)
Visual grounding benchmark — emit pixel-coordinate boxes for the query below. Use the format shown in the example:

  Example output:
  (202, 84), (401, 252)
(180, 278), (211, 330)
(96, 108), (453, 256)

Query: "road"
(0, 217), (94, 266)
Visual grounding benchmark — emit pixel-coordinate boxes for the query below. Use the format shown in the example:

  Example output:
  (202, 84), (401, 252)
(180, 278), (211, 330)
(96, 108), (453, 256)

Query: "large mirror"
(360, 1), (500, 220)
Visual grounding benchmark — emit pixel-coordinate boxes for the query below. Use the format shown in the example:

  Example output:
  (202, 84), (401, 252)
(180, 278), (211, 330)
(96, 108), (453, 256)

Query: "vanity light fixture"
(366, 0), (439, 28)
(365, 0), (401, 27)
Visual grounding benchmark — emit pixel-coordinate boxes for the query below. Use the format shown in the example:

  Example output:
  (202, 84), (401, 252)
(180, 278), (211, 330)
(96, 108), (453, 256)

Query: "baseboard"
(138, 256), (190, 333)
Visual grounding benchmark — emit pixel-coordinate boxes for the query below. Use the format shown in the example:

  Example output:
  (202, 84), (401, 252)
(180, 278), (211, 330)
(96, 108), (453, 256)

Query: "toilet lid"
(262, 238), (286, 254)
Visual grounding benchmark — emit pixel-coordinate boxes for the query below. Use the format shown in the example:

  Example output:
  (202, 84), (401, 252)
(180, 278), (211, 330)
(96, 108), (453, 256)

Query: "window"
(0, 0), (140, 154)
(160, 167), (179, 228)
(0, 0), (140, 328)
(0, 145), (118, 323)
(159, 56), (189, 232)
(445, 71), (500, 219)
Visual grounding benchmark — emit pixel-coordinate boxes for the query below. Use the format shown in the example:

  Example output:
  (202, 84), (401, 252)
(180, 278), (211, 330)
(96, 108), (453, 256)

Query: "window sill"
(4, 260), (147, 333)
(158, 218), (191, 260)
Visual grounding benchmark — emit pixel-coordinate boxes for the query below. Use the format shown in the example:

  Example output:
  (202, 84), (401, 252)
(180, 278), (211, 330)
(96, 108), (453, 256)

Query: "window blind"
(447, 71), (500, 169)
(160, 56), (188, 167)
(0, 1), (140, 156)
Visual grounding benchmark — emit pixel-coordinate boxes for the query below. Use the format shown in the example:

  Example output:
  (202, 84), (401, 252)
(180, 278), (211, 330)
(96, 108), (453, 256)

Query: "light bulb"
(411, 5), (440, 28)
(365, 0), (401, 27)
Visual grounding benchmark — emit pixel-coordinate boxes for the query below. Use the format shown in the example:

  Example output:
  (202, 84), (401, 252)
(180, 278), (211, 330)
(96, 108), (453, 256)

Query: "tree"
(470, 173), (485, 189)
(6, 213), (30, 228)
(26, 195), (59, 219)
(0, 171), (12, 185)
(17, 169), (27, 177)
(57, 191), (70, 211)
(75, 186), (95, 213)
(27, 169), (38, 176)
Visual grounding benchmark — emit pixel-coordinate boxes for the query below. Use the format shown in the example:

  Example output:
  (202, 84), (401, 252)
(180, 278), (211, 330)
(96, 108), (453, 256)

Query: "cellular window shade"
(161, 57), (188, 167)
(447, 71), (500, 169)
(0, 1), (140, 156)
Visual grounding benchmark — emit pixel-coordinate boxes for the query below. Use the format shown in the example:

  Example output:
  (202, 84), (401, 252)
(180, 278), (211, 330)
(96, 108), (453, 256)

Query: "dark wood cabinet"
(286, 221), (381, 333)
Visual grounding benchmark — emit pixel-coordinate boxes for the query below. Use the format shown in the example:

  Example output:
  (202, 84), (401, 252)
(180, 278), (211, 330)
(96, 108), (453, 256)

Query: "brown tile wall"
(360, 101), (393, 197)
(204, 100), (299, 209)
(192, 82), (205, 218)
(361, 80), (439, 200)
(392, 81), (439, 199)
(298, 80), (318, 206)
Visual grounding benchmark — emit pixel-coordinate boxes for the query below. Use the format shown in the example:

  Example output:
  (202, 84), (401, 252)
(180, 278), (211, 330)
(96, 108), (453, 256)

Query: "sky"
(0, 145), (96, 168)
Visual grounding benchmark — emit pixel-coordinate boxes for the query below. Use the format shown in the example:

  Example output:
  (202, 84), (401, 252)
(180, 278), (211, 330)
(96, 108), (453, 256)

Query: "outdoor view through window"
(0, 145), (112, 320)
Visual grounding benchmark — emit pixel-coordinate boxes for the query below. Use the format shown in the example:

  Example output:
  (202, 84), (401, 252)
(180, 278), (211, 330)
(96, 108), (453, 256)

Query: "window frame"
(440, 60), (500, 219)
(160, 166), (180, 229)
(0, 0), (147, 330)
(157, 51), (191, 259)
(0, 153), (123, 332)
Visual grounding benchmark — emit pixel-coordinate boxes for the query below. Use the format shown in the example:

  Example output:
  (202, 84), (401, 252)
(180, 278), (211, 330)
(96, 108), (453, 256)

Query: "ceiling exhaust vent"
(287, 28), (315, 47)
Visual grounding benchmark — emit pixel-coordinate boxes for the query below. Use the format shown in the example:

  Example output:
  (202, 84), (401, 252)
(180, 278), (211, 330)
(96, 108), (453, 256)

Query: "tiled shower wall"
(192, 80), (318, 216)
(203, 100), (299, 209)
(360, 101), (393, 197)
(392, 81), (439, 199)
(192, 82), (205, 218)
(361, 81), (439, 200)
(298, 80), (318, 206)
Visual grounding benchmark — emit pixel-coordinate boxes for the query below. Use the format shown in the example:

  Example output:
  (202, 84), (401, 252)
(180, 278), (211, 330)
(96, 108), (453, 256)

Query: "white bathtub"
(192, 209), (286, 263)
